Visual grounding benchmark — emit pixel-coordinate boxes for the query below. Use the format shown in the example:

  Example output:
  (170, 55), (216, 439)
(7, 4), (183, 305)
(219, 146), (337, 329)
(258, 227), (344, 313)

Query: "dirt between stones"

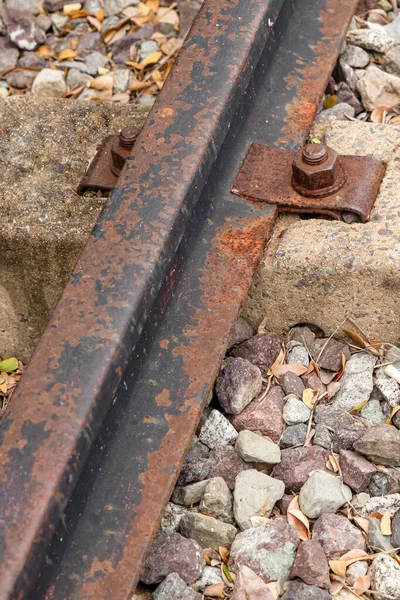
(137, 319), (400, 600)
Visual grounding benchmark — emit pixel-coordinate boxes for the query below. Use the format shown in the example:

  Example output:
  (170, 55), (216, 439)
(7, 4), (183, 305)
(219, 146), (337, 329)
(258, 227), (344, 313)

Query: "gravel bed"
(139, 319), (400, 599)
(0, 0), (201, 105)
(317, 0), (400, 127)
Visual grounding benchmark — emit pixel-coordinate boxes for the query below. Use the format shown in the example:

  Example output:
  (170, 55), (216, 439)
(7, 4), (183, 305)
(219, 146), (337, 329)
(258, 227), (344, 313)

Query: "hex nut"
(292, 145), (340, 191)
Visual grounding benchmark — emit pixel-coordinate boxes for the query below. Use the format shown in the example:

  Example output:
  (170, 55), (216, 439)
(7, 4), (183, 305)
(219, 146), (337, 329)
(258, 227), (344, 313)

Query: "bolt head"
(292, 144), (339, 191)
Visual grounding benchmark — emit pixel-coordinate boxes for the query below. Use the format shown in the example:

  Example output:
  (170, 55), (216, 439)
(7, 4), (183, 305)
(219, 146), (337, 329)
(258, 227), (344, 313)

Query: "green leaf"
(222, 564), (233, 583)
(0, 357), (18, 373)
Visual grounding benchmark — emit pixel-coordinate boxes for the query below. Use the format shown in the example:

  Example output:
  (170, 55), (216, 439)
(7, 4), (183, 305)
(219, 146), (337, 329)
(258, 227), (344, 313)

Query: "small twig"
(316, 317), (349, 363)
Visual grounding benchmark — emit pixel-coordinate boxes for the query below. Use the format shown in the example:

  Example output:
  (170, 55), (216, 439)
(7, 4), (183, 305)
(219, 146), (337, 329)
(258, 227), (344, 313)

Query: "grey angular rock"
(272, 446), (330, 492)
(6, 69), (36, 89)
(5, 0), (39, 11)
(354, 425), (400, 466)
(287, 345), (309, 367)
(280, 423), (308, 448)
(281, 580), (332, 600)
(341, 44), (370, 68)
(358, 64), (400, 111)
(231, 333), (282, 372)
(358, 493), (400, 517)
(375, 369), (400, 407)
(346, 28), (393, 53)
(228, 317), (253, 349)
(333, 352), (376, 411)
(179, 512), (237, 548)
(233, 470), (284, 530)
(195, 566), (223, 592)
(208, 444), (251, 490)
(235, 430), (281, 464)
(111, 69), (133, 93)
(368, 517), (394, 551)
(290, 540), (330, 589)
(67, 68), (90, 90)
(141, 532), (204, 585)
(391, 509), (400, 547)
(317, 103), (356, 123)
(176, 439), (211, 486)
(346, 561), (368, 585)
(36, 13), (51, 31)
(83, 0), (103, 15)
(0, 47), (19, 72)
(159, 502), (190, 535)
(360, 398), (386, 426)
(369, 554), (400, 599)
(336, 82), (364, 114)
(32, 68), (66, 98)
(172, 480), (208, 506)
(339, 450), (376, 493)
(299, 471), (352, 519)
(85, 51), (107, 76)
(216, 358), (262, 415)
(199, 477), (233, 524)
(382, 44), (400, 76)
(313, 424), (332, 449)
(283, 395), (311, 425)
(369, 472), (390, 497)
(312, 513), (366, 558)
(228, 520), (299, 583)
(280, 372), (305, 398)
(199, 409), (238, 449)
(384, 13), (400, 41)
(303, 371), (326, 396)
(104, 0), (138, 16)
(314, 403), (354, 429)
(153, 573), (202, 600)
(18, 51), (46, 69)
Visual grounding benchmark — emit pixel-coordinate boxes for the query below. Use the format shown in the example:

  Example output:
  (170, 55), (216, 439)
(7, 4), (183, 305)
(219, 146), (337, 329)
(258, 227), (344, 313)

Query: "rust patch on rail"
(278, 0), (359, 147)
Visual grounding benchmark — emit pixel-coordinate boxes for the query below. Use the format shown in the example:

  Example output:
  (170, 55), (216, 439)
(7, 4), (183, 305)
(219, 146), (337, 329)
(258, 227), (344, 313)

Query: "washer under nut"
(292, 143), (347, 198)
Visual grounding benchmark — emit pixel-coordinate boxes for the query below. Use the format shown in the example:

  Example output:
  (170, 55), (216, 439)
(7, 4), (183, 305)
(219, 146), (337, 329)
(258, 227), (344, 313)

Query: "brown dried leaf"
(342, 329), (380, 356)
(63, 2), (81, 14)
(287, 496), (311, 541)
(327, 380), (341, 399)
(381, 512), (392, 535)
(87, 15), (102, 30)
(329, 454), (339, 473)
(272, 363), (308, 378)
(303, 388), (318, 410)
(353, 516), (369, 534)
(353, 574), (370, 596)
(130, 80), (152, 91)
(329, 550), (371, 578)
(204, 582), (224, 597)
(219, 546), (229, 564)
(350, 400), (367, 413)
(319, 368), (337, 385)
(58, 48), (76, 61)
(142, 51), (162, 66)
(89, 75), (113, 90)
(231, 565), (275, 600)
(329, 579), (344, 595)
(97, 7), (104, 19)
(266, 582), (279, 599)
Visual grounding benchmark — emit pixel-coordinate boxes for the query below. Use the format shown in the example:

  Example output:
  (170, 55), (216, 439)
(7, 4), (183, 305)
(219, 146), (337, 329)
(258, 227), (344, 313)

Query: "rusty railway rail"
(0, 0), (358, 598)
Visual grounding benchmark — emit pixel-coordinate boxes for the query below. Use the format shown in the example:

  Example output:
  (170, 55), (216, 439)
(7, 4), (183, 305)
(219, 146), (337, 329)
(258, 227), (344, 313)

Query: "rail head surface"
(0, 0), (358, 597)
(0, 0), (286, 597)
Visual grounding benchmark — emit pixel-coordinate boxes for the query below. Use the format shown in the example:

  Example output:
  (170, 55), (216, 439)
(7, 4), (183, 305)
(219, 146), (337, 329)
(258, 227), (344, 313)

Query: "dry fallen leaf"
(380, 512), (392, 536)
(142, 51), (162, 66)
(87, 15), (102, 30)
(97, 6), (104, 19)
(328, 454), (339, 473)
(342, 328), (380, 356)
(303, 388), (318, 410)
(272, 363), (308, 378)
(266, 582), (279, 599)
(89, 75), (113, 90)
(353, 516), (369, 534)
(329, 578), (344, 595)
(63, 2), (82, 14)
(287, 496), (311, 541)
(327, 380), (341, 399)
(370, 105), (391, 123)
(230, 565), (275, 600)
(350, 400), (367, 413)
(353, 574), (371, 596)
(204, 582), (224, 598)
(249, 515), (269, 527)
(329, 549), (371, 579)
(130, 80), (152, 91)
(58, 48), (76, 61)
(219, 547), (229, 564)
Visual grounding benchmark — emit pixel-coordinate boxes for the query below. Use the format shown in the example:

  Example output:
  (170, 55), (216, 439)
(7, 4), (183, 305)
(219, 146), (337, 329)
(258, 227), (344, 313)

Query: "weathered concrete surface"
(0, 96), (149, 361)
(243, 122), (400, 343)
